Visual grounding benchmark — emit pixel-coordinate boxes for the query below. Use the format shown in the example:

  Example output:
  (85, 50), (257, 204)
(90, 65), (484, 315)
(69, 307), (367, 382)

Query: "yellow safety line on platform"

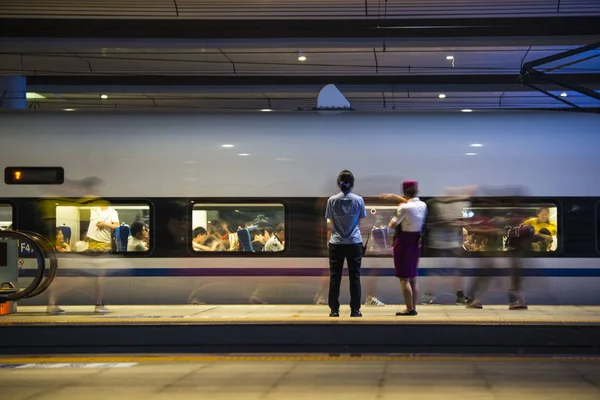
(1, 355), (599, 363)
(1, 317), (599, 326)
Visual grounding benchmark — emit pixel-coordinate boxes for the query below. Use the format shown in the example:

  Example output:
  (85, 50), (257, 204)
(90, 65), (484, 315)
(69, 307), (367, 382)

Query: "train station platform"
(1, 305), (599, 355)
(1, 354), (599, 400)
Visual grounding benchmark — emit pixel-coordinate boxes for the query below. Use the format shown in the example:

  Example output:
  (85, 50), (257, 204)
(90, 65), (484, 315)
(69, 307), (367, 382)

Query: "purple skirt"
(393, 232), (422, 279)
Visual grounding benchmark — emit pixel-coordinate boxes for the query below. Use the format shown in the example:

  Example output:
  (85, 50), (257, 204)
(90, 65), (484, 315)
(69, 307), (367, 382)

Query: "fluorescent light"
(560, 92), (568, 97)
(470, 143), (483, 147)
(465, 153), (477, 156)
(63, 108), (76, 112)
(461, 109), (473, 113)
(238, 153), (250, 156)
(446, 56), (454, 60)
(298, 55), (307, 62)
(26, 92), (46, 99)
(100, 94), (108, 99)
(222, 144), (234, 148)
(438, 94), (446, 99)
(260, 108), (273, 112)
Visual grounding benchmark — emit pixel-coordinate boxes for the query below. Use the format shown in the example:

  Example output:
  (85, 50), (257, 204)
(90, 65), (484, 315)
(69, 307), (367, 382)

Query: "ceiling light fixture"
(298, 55), (307, 62)
(465, 153), (477, 156)
(260, 108), (273, 112)
(461, 109), (473, 113)
(100, 94), (108, 99)
(222, 144), (234, 148)
(470, 143), (483, 147)
(238, 153), (250, 156)
(63, 108), (76, 112)
(446, 56), (454, 60)
(560, 92), (568, 97)
(438, 94), (446, 99)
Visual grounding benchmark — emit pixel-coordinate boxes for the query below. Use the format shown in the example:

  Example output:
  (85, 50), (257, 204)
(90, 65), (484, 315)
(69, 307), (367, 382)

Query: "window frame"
(356, 203), (398, 258)
(320, 197), (563, 258)
(188, 199), (289, 257)
(53, 197), (154, 257)
(320, 197), (400, 258)
(459, 200), (562, 257)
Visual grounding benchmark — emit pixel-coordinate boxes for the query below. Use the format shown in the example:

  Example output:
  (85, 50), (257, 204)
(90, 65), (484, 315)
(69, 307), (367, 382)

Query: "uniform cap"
(402, 180), (418, 191)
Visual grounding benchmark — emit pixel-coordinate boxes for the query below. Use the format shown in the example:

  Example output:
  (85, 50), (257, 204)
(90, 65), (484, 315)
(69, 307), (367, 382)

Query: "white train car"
(1, 111), (599, 307)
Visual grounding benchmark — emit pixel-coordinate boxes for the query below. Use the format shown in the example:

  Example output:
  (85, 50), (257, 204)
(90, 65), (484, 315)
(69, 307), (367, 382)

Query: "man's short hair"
(193, 226), (207, 238)
(131, 221), (147, 237)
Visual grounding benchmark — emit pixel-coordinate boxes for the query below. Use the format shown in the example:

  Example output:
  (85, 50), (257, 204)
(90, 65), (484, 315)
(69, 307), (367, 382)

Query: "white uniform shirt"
(391, 197), (427, 232)
(86, 207), (119, 243)
(263, 235), (284, 252)
(127, 236), (148, 252)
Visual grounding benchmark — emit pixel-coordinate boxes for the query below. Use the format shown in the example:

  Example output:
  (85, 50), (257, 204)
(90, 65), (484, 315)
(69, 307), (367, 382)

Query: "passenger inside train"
(127, 221), (149, 252)
(462, 205), (558, 252)
(523, 207), (558, 252)
(191, 204), (285, 252)
(55, 227), (71, 253)
(55, 202), (151, 253)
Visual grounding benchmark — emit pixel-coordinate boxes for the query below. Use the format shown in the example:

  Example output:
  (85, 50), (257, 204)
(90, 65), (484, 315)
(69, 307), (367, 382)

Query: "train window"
(55, 201), (151, 253)
(462, 205), (559, 253)
(191, 203), (285, 252)
(0, 205), (13, 231)
(359, 205), (397, 256)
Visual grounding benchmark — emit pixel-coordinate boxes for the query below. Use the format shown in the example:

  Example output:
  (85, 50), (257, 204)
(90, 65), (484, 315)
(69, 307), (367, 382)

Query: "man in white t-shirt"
(87, 206), (119, 252)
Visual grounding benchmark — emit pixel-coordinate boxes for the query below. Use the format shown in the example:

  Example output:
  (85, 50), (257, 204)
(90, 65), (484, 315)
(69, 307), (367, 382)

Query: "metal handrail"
(20, 231), (59, 299)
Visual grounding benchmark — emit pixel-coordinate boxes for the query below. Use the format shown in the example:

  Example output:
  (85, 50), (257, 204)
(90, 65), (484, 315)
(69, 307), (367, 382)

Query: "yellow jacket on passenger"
(522, 218), (557, 236)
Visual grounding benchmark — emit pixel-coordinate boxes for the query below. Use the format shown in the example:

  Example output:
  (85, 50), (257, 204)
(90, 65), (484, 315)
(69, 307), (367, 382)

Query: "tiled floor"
(0, 356), (599, 400)
(1, 304), (600, 325)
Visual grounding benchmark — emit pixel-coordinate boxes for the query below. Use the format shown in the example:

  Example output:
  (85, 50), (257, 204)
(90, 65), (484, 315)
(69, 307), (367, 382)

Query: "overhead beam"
(2, 17), (600, 39)
(520, 42), (600, 109)
(523, 41), (600, 70)
(26, 74), (600, 90)
(3, 36), (600, 50)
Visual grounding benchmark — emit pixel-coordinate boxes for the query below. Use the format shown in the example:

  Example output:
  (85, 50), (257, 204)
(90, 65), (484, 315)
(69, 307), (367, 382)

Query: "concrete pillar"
(0, 76), (27, 109)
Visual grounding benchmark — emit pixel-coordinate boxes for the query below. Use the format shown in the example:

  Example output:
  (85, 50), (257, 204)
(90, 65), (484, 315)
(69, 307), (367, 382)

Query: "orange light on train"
(14, 171), (21, 180)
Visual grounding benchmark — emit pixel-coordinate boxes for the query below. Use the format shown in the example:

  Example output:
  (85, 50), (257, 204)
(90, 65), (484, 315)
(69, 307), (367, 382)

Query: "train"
(1, 110), (600, 307)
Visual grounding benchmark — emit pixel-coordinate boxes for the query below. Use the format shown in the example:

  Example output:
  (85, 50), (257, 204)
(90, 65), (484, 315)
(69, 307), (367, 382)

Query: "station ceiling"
(1, 1), (599, 112)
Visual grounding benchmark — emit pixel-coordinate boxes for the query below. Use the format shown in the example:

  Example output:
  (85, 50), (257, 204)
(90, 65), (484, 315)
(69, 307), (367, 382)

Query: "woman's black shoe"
(350, 310), (362, 317)
(395, 310), (418, 316)
(329, 310), (340, 317)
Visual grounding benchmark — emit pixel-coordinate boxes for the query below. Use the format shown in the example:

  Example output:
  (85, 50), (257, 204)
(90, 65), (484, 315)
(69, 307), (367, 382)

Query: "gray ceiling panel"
(2, 0), (600, 19)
